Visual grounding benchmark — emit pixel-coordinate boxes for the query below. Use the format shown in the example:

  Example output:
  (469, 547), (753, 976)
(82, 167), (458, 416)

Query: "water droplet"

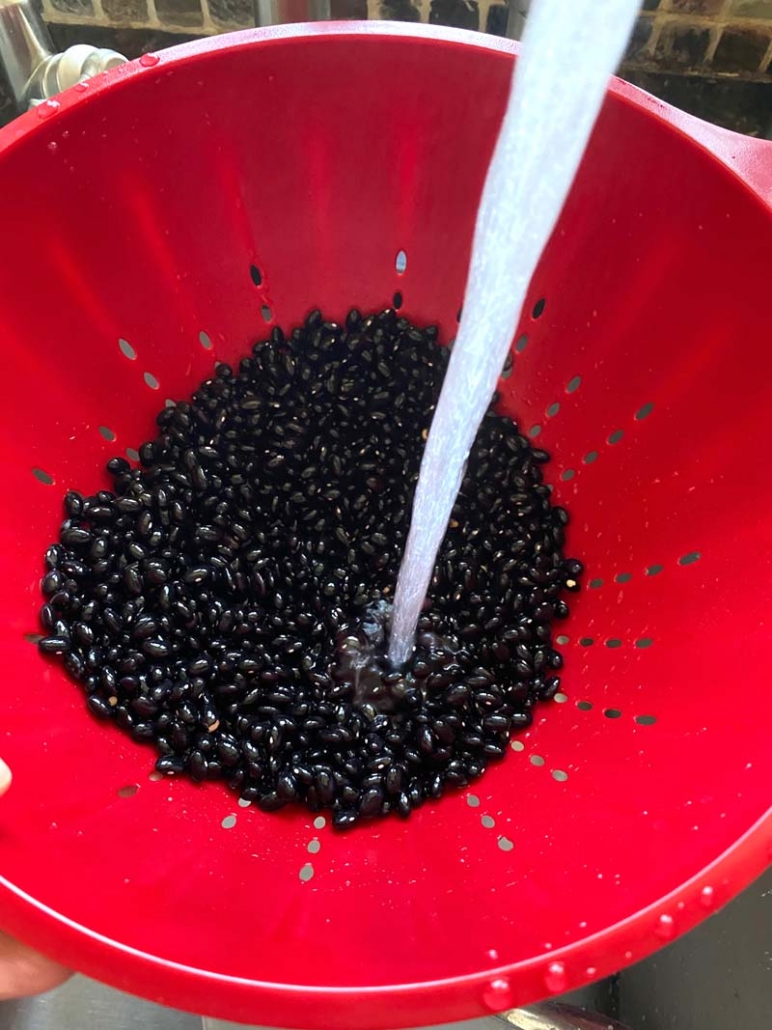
(36, 100), (60, 120)
(544, 961), (567, 993)
(487, 948), (499, 961)
(699, 885), (715, 910)
(482, 977), (513, 1011)
(47, 141), (58, 153)
(74, 81), (88, 93)
(624, 951), (632, 961)
(655, 913), (675, 940)
(139, 52), (159, 67)
(586, 966), (597, 978)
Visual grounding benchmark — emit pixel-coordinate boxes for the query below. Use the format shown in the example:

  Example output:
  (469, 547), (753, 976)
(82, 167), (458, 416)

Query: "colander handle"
(505, 1001), (632, 1030)
(615, 78), (772, 208)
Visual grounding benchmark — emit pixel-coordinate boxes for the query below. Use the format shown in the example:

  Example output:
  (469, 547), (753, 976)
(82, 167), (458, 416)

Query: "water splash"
(388, 0), (640, 666)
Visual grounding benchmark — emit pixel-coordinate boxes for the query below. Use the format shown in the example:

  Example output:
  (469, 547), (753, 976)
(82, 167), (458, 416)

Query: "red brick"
(730, 0), (772, 17)
(713, 27), (771, 72)
(656, 23), (712, 66)
(664, 0), (723, 12)
(155, 0), (203, 26)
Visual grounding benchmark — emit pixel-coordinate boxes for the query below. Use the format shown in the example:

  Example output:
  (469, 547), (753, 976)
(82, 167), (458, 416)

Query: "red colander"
(0, 21), (771, 1029)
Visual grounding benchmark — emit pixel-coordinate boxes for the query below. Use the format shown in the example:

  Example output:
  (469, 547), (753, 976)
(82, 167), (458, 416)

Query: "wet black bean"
(39, 636), (70, 654)
(37, 308), (578, 829)
(87, 694), (114, 719)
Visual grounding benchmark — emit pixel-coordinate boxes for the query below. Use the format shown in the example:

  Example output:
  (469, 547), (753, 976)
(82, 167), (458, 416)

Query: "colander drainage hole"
(635, 402), (654, 421)
(532, 298), (546, 319)
(299, 862), (315, 882)
(481, 815), (496, 828)
(605, 638), (623, 649)
(98, 426), (116, 442)
(566, 375), (581, 394)
(143, 372), (159, 390)
(635, 714), (657, 725)
(546, 402), (560, 419)
(32, 468), (54, 485)
(583, 450), (598, 465)
(515, 334), (528, 353)
(608, 429), (624, 445)
(221, 814), (237, 829)
(579, 637), (594, 647)
(635, 637), (654, 648)
(588, 578), (603, 589)
(395, 249), (407, 274)
(646, 564), (664, 576)
(604, 708), (622, 719)
(117, 784), (139, 798)
(498, 836), (514, 851)
(126, 447), (140, 462)
(118, 338), (137, 361)
(577, 700), (592, 711)
(528, 424), (542, 439)
(678, 551), (701, 566)
(530, 755), (545, 767)
(393, 291), (403, 311)
(501, 352), (514, 379)
(261, 305), (272, 323)
(199, 331), (213, 350)
(552, 770), (569, 782)
(249, 264), (262, 286)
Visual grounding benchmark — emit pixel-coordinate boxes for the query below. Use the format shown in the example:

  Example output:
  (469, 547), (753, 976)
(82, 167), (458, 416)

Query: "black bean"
(87, 694), (114, 719)
(39, 636), (70, 654)
(143, 639), (171, 658)
(107, 456), (131, 476)
(61, 527), (90, 548)
(156, 755), (185, 775)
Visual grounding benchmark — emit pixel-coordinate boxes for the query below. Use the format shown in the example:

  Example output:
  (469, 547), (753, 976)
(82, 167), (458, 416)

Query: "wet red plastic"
(0, 22), (770, 1029)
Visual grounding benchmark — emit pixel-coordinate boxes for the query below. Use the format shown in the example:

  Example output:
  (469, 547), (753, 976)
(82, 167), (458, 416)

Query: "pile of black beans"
(38, 308), (581, 828)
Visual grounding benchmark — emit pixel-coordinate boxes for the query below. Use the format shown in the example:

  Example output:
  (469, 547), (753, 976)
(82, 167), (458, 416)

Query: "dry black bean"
(37, 308), (579, 829)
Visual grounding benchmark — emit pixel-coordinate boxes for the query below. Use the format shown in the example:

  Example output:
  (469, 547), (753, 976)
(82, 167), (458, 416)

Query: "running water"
(388, 0), (640, 667)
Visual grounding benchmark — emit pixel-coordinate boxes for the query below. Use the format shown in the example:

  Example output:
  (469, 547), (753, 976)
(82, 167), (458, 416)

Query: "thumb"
(0, 761), (12, 797)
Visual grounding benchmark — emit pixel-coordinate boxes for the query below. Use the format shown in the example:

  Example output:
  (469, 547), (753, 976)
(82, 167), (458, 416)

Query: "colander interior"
(0, 25), (770, 1030)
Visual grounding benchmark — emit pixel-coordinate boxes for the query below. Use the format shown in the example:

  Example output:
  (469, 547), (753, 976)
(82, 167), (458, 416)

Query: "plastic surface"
(0, 22), (771, 1030)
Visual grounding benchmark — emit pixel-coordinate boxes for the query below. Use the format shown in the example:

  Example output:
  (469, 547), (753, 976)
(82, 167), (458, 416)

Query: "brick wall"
(39, 0), (772, 78)
(628, 1), (772, 79)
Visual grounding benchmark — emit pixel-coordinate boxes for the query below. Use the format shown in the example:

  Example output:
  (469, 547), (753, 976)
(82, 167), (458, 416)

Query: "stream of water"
(388, 0), (641, 666)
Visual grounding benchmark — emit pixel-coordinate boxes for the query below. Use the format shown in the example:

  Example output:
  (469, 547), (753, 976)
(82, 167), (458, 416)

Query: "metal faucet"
(0, 0), (126, 112)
